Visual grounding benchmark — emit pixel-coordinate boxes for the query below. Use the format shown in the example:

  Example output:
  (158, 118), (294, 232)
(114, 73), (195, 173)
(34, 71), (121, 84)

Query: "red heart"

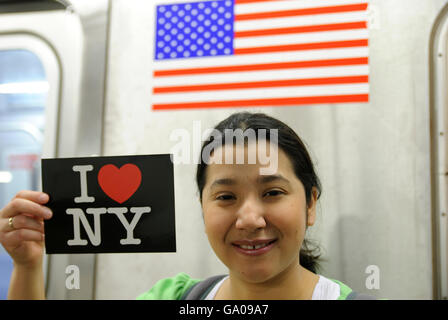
(98, 164), (142, 204)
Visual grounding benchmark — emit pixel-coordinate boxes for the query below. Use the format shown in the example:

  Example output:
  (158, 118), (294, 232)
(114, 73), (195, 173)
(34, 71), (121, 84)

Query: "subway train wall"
(88, 0), (444, 299)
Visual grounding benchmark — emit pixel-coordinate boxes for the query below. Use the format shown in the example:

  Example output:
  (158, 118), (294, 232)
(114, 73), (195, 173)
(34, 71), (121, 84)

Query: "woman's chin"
(233, 267), (276, 284)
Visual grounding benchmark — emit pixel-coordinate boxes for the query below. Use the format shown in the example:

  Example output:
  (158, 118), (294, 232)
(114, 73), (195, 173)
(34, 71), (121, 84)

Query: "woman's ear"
(306, 187), (318, 226)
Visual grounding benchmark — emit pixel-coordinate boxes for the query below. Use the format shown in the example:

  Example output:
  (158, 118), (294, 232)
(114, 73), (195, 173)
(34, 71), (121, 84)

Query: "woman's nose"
(235, 197), (267, 231)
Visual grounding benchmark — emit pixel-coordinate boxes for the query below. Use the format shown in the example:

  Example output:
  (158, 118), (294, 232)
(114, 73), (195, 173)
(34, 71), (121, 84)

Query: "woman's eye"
(264, 190), (284, 197)
(216, 194), (235, 201)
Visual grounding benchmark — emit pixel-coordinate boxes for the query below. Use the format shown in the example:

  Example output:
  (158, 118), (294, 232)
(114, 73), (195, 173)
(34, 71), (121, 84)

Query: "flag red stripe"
(154, 57), (368, 77)
(152, 94), (369, 110)
(153, 75), (368, 93)
(234, 3), (369, 21)
(234, 21), (367, 38)
(234, 39), (368, 54)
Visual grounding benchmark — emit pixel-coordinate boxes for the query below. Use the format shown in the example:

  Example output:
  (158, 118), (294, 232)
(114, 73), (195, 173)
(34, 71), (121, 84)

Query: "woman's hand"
(0, 190), (52, 268)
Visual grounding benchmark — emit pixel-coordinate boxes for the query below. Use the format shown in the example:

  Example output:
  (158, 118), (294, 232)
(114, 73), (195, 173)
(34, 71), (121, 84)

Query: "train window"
(0, 49), (47, 299)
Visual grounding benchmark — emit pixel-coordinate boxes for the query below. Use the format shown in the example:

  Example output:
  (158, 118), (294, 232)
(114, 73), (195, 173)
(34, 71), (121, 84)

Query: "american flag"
(152, 0), (369, 111)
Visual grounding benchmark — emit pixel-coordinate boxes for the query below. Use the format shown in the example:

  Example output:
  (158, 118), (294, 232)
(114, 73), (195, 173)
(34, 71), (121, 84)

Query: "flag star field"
(155, 0), (235, 60)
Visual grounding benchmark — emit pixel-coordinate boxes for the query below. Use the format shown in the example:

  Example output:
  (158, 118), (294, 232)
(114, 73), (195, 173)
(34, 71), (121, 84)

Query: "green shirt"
(137, 272), (354, 300)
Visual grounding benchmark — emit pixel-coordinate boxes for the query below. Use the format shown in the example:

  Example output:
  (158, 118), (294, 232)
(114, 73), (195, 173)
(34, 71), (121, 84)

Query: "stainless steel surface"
(57, 0), (109, 300)
(430, 1), (448, 299)
(94, 0), (443, 299)
(1, 0), (446, 300)
(52, 0), (109, 300)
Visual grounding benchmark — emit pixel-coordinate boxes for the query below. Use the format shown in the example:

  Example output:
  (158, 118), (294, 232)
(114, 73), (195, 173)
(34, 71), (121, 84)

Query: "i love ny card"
(41, 154), (176, 254)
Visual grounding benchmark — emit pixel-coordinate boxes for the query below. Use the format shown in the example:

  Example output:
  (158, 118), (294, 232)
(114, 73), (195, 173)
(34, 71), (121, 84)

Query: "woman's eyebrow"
(209, 178), (237, 190)
(257, 174), (290, 184)
(209, 175), (289, 190)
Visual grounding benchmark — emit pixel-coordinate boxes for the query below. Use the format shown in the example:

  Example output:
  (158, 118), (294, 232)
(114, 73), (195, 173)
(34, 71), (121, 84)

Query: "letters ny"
(67, 165), (151, 246)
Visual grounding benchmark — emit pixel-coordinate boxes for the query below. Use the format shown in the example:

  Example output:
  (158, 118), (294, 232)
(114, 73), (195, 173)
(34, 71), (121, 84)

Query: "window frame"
(0, 33), (61, 298)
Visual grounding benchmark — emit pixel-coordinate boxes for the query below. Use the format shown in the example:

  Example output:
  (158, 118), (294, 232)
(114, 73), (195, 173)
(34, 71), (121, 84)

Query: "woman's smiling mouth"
(232, 239), (277, 256)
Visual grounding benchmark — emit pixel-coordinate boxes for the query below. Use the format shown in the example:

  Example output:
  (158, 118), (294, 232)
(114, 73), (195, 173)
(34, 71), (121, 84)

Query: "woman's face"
(201, 142), (317, 283)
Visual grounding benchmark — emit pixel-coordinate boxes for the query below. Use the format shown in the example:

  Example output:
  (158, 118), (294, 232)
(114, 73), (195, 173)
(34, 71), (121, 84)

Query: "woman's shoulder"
(319, 275), (382, 300)
(327, 278), (353, 300)
(137, 272), (201, 300)
(315, 275), (353, 300)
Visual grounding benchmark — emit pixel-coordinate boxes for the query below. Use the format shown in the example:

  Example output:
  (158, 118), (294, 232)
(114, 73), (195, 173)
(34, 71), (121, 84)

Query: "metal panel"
(429, 2), (448, 300)
(94, 0), (444, 299)
(52, 0), (110, 300)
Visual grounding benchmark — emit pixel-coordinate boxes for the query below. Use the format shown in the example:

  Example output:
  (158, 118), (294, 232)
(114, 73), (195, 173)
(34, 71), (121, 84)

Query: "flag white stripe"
(153, 65), (368, 86)
(235, 11), (367, 31)
(153, 47), (368, 70)
(235, 0), (368, 15)
(152, 83), (369, 103)
(234, 29), (368, 48)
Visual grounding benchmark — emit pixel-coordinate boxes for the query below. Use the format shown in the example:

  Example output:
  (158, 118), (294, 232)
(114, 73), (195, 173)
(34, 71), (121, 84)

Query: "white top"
(204, 275), (340, 300)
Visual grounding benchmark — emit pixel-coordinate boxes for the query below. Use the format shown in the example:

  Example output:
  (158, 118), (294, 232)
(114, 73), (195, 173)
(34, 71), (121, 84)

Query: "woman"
(0, 112), (354, 300)
(139, 112), (354, 300)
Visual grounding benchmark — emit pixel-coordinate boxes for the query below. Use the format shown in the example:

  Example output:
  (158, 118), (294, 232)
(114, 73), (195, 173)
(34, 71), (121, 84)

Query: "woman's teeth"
(239, 243), (269, 250)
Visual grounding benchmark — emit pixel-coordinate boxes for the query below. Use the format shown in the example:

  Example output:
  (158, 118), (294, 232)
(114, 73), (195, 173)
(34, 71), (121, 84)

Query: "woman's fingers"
(0, 191), (47, 267)
(1, 215), (44, 233)
(1, 197), (52, 220)
(13, 190), (49, 204)
(0, 228), (44, 249)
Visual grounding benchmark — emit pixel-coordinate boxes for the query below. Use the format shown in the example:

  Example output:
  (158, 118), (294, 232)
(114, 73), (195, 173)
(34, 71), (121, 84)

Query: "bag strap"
(181, 275), (227, 300)
(346, 290), (377, 300)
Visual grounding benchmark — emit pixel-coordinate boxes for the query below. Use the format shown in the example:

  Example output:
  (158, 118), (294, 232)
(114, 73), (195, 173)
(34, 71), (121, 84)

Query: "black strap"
(181, 275), (227, 300)
(346, 291), (377, 300)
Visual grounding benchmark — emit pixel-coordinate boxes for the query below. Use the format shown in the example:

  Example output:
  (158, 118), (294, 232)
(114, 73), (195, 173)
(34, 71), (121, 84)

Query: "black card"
(41, 154), (176, 254)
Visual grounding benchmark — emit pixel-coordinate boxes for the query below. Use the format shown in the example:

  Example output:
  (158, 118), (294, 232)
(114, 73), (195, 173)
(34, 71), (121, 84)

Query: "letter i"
(73, 165), (95, 203)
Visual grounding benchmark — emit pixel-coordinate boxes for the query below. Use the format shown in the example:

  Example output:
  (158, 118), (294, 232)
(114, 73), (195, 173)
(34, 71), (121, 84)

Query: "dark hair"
(196, 112), (322, 273)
